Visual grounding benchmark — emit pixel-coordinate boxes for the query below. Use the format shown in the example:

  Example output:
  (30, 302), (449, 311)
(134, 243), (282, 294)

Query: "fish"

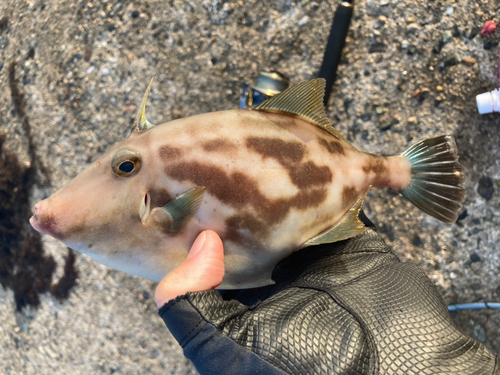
(29, 78), (466, 289)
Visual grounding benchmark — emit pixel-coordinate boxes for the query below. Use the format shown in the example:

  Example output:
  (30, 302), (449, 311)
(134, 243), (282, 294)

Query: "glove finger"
(155, 230), (225, 308)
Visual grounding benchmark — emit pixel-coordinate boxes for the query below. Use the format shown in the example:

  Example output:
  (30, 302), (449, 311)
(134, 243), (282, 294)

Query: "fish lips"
(29, 202), (63, 239)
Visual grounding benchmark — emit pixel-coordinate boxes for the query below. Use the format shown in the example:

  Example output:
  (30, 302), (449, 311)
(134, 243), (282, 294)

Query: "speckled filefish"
(30, 78), (466, 288)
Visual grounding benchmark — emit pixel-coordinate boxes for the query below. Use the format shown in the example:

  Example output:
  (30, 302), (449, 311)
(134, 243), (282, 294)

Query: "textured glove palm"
(159, 215), (499, 374)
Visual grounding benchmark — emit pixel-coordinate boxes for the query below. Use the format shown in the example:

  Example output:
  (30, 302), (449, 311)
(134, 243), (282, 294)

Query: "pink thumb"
(154, 230), (225, 308)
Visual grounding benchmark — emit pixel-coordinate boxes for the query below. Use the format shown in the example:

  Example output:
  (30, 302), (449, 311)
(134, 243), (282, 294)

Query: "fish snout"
(29, 200), (61, 238)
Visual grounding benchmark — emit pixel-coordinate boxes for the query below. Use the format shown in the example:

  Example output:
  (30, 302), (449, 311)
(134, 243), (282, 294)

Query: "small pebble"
(483, 41), (498, 50)
(172, 109), (182, 119)
(462, 57), (477, 66)
(0, 16), (8, 31)
(101, 67), (111, 76)
(406, 17), (415, 23)
(444, 55), (458, 66)
(445, 6), (454, 16)
(442, 30), (452, 43)
(473, 325), (486, 343)
(84, 45), (92, 62)
(433, 40), (444, 54)
(438, 61), (445, 72)
(436, 85), (444, 91)
(470, 253), (481, 263)
(298, 15), (309, 27)
(408, 116), (418, 124)
(407, 45), (417, 55)
(412, 235), (423, 247)
(123, 105), (136, 114)
(368, 42), (386, 53)
(456, 209), (468, 221)
(86, 66), (95, 74)
(401, 40), (409, 49)
(379, 15), (387, 24)
(406, 23), (419, 34)
(477, 177), (494, 201)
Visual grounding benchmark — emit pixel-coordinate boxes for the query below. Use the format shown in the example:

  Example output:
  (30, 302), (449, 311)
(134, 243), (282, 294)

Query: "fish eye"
(112, 149), (142, 178)
(119, 161), (135, 173)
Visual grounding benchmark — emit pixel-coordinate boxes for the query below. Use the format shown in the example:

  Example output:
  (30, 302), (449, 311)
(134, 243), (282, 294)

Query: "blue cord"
(448, 302), (500, 312)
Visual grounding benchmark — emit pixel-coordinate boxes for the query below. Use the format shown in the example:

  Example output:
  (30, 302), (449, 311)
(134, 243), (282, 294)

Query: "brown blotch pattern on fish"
(224, 187), (327, 246)
(246, 137), (332, 188)
(246, 137), (305, 163)
(319, 138), (345, 155)
(202, 139), (236, 153)
(159, 145), (182, 161)
(149, 188), (173, 208)
(289, 161), (332, 188)
(362, 156), (387, 175)
(341, 185), (358, 206)
(165, 161), (329, 242)
(166, 161), (258, 209)
(225, 212), (268, 244)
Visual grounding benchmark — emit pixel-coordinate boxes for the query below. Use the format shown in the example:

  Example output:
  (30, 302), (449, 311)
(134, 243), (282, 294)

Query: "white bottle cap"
(476, 89), (500, 114)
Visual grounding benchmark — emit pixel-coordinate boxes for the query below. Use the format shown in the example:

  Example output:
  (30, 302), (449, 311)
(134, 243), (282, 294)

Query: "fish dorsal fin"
(254, 79), (352, 147)
(132, 75), (156, 133)
(301, 187), (370, 248)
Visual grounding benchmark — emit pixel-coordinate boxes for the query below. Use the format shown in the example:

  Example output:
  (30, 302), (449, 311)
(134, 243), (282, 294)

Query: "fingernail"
(187, 231), (207, 259)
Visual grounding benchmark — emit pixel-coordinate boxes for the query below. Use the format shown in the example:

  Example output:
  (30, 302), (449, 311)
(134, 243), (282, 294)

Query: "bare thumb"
(154, 230), (225, 308)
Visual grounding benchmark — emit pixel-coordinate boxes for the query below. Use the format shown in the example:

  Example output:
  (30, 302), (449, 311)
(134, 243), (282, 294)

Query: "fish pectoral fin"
(146, 207), (174, 234)
(161, 187), (205, 232)
(301, 187), (370, 248)
(254, 79), (353, 148)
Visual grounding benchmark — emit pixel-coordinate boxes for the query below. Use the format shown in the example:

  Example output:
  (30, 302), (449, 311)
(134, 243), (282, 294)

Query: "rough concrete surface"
(0, 0), (499, 373)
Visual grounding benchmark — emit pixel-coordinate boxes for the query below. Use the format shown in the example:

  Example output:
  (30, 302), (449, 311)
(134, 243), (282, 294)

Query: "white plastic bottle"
(476, 89), (500, 114)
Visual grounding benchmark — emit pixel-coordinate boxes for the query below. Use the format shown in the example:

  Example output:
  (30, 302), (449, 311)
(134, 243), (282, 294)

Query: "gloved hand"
(155, 214), (499, 375)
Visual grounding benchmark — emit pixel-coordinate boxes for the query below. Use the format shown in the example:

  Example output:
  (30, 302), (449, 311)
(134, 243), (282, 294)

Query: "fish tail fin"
(399, 135), (466, 224)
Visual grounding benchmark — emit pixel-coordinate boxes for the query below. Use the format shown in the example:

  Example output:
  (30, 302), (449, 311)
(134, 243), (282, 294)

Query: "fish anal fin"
(254, 79), (353, 148)
(301, 187), (370, 248)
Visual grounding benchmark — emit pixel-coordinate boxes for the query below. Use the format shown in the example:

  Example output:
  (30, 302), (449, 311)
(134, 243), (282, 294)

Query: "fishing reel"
(239, 71), (290, 108)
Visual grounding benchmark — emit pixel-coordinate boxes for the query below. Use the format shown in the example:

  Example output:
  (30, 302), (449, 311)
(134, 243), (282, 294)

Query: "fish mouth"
(29, 202), (62, 238)
(29, 212), (56, 236)
(29, 214), (42, 233)
(139, 192), (151, 224)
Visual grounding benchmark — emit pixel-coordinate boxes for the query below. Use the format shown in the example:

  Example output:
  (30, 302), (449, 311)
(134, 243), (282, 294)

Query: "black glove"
(158, 215), (499, 374)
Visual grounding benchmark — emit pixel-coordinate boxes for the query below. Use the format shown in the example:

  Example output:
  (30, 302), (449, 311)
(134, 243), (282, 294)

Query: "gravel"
(1, 0), (500, 373)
